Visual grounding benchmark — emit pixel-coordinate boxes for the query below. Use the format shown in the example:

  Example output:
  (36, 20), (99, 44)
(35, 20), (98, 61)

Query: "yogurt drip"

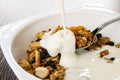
(61, 0), (67, 30)
(40, 0), (78, 68)
(40, 0), (87, 79)
(40, 30), (77, 68)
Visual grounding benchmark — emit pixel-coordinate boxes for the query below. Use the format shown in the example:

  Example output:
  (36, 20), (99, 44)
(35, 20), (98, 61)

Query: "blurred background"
(0, 0), (120, 25)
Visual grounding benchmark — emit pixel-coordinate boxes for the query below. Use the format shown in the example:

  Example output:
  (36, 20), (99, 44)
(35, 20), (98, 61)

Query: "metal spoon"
(76, 16), (120, 53)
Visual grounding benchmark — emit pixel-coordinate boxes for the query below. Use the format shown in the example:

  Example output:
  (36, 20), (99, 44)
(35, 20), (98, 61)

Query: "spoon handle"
(92, 16), (120, 35)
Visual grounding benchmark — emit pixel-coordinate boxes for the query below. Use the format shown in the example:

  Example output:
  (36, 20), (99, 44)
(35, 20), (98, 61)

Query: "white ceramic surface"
(0, 8), (120, 80)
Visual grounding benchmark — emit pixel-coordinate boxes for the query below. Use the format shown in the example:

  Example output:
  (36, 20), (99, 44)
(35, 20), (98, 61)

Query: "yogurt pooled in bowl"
(40, 28), (120, 80)
(40, 29), (78, 68)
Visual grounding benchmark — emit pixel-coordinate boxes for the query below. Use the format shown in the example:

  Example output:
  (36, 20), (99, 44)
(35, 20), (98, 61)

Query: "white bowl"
(0, 7), (120, 80)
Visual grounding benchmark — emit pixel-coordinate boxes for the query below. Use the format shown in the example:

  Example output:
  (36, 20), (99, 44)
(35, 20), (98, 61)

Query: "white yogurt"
(40, 29), (78, 68)
(77, 46), (120, 80)
(40, 33), (120, 80)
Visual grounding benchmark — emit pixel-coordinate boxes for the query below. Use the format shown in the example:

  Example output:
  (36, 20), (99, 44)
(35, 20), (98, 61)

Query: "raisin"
(105, 41), (114, 46)
(110, 57), (115, 61)
(85, 47), (90, 51)
(41, 50), (51, 59)
(57, 53), (61, 58)
(92, 28), (99, 35)
(36, 38), (41, 42)
(96, 33), (102, 39)
(44, 60), (56, 69)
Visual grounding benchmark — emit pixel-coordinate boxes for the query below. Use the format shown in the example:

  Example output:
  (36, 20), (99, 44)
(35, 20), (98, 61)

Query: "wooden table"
(0, 49), (18, 80)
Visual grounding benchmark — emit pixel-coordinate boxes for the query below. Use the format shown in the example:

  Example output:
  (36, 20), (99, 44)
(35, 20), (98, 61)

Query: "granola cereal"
(18, 25), (93, 80)
(18, 25), (118, 80)
(99, 49), (109, 58)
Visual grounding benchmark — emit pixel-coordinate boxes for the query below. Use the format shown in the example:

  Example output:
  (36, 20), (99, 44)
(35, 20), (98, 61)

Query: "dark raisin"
(105, 41), (114, 46)
(41, 50), (51, 59)
(48, 28), (51, 31)
(58, 53), (61, 58)
(96, 33), (102, 39)
(85, 47), (90, 51)
(44, 60), (56, 69)
(110, 57), (115, 61)
(35, 38), (41, 42)
(92, 28), (99, 35)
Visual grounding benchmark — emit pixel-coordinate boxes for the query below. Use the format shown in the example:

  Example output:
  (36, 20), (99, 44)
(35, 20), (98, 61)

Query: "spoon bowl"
(76, 16), (120, 53)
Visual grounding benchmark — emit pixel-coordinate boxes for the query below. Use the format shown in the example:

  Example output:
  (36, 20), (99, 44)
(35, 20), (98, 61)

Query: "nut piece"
(32, 63), (40, 69)
(76, 36), (87, 48)
(35, 67), (49, 78)
(36, 31), (46, 39)
(100, 37), (110, 43)
(115, 43), (120, 48)
(30, 41), (41, 49)
(107, 60), (113, 63)
(35, 50), (40, 63)
(18, 58), (31, 70)
(28, 51), (35, 63)
(69, 26), (85, 31)
(50, 74), (57, 80)
(99, 50), (109, 58)
(51, 26), (63, 34)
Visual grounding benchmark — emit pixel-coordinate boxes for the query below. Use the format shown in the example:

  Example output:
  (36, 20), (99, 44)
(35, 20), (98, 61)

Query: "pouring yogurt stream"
(40, 0), (120, 80)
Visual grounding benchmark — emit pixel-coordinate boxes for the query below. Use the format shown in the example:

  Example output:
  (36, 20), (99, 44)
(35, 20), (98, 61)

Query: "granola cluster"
(69, 26), (93, 48)
(98, 49), (115, 63)
(18, 41), (66, 80)
(115, 43), (120, 48)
